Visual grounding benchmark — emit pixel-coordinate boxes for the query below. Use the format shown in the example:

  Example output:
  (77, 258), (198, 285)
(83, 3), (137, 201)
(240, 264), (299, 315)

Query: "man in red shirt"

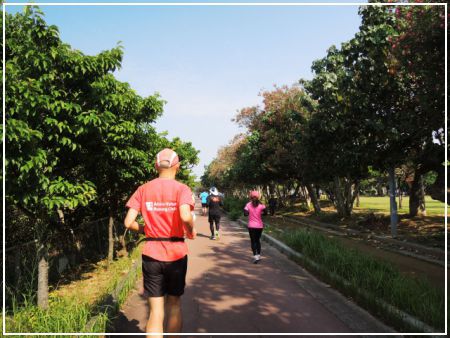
(124, 148), (196, 338)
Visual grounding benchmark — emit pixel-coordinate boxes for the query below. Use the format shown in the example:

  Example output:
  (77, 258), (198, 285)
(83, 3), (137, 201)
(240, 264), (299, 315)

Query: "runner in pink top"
(244, 191), (267, 263)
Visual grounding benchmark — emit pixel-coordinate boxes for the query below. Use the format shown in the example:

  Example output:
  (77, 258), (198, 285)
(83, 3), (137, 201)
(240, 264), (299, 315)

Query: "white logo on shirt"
(146, 201), (177, 212)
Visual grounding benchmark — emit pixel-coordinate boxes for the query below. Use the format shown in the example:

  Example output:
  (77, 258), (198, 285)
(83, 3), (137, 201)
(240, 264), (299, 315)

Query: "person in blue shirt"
(199, 191), (209, 215)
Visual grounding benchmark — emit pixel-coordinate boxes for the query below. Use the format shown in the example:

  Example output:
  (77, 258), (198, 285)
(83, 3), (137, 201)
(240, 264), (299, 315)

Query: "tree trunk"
(333, 177), (344, 217)
(263, 185), (270, 201)
(376, 180), (384, 196)
(355, 190), (360, 207)
(283, 183), (292, 206)
(397, 177), (402, 209)
(348, 181), (359, 213)
(108, 215), (115, 263)
(333, 177), (350, 218)
(57, 209), (65, 224)
(306, 184), (321, 213)
(419, 176), (426, 216)
(316, 186), (321, 200)
(37, 246), (49, 309)
(409, 170), (426, 217)
(388, 167), (398, 237)
(275, 185), (285, 207)
(333, 177), (359, 218)
(302, 186), (311, 209)
(293, 182), (301, 198)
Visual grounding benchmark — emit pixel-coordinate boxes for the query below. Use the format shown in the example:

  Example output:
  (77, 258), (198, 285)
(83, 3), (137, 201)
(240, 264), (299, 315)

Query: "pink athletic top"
(244, 202), (266, 229)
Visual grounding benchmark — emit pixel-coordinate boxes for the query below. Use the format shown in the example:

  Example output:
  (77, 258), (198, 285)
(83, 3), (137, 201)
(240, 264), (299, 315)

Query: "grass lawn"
(281, 195), (445, 247)
(354, 196), (445, 216)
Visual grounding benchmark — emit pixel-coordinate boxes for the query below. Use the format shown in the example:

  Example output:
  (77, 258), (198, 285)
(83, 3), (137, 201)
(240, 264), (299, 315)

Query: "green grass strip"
(280, 228), (444, 331)
(5, 246), (142, 335)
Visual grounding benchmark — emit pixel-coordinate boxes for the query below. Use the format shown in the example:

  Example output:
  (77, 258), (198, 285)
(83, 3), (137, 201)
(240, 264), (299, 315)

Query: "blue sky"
(5, 1), (365, 178)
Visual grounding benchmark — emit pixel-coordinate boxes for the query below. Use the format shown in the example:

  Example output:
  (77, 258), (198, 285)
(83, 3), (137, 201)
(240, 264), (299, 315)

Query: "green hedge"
(281, 228), (444, 331)
(223, 196), (248, 220)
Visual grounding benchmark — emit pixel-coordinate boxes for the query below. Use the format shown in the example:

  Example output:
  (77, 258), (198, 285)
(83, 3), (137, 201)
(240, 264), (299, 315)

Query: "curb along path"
(109, 204), (394, 336)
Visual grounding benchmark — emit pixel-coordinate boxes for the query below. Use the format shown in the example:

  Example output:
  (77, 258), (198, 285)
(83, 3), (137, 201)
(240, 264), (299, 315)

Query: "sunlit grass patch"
(355, 196), (445, 216)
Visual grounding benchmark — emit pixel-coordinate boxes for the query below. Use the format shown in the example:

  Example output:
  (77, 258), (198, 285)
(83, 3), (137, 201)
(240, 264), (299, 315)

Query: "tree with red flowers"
(389, 1), (446, 215)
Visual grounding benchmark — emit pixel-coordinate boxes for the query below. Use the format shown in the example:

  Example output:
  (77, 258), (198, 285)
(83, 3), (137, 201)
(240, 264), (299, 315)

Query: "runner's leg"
(147, 296), (165, 338)
(255, 228), (263, 255)
(209, 221), (215, 238)
(215, 215), (221, 237)
(215, 216), (220, 232)
(165, 255), (187, 336)
(166, 295), (182, 336)
(208, 214), (214, 238)
(248, 228), (257, 255)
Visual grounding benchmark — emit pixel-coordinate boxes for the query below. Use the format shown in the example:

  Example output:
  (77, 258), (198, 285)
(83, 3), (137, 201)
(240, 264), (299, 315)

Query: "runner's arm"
(124, 208), (145, 234)
(244, 208), (249, 217)
(180, 204), (196, 239)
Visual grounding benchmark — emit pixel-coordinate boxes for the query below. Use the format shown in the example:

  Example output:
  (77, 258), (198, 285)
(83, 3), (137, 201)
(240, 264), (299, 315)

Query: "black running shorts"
(208, 214), (221, 224)
(201, 203), (207, 207)
(142, 255), (188, 297)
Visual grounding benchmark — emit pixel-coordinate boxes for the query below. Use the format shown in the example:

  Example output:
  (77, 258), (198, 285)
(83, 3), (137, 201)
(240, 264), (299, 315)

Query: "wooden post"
(37, 246), (49, 309)
(108, 215), (115, 264)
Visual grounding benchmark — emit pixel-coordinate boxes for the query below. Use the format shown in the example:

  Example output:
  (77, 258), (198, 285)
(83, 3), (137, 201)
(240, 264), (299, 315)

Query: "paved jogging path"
(110, 201), (394, 335)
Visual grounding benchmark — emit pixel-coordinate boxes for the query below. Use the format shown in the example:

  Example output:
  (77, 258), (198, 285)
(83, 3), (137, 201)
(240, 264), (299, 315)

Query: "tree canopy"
(203, 2), (446, 219)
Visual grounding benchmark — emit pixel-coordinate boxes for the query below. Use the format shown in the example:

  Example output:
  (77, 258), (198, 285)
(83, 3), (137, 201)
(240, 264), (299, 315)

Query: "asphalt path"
(110, 201), (394, 336)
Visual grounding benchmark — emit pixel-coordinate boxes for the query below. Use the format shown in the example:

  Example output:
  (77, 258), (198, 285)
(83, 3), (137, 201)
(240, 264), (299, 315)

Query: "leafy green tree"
(237, 85), (320, 211)
(302, 44), (367, 218)
(201, 134), (249, 194)
(79, 73), (166, 262)
(389, 2), (446, 213)
(168, 137), (200, 188)
(4, 7), (124, 307)
(4, 7), (199, 308)
(344, 4), (403, 228)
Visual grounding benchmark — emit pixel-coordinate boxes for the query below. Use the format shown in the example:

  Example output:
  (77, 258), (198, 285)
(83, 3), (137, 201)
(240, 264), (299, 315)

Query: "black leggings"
(209, 214), (221, 236)
(248, 228), (263, 255)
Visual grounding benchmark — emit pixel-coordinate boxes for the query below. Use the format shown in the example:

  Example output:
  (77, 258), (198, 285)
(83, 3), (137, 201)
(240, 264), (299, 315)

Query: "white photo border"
(2, 1), (448, 336)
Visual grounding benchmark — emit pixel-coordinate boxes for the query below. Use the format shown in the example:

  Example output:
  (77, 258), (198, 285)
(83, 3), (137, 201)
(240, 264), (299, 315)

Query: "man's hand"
(180, 204), (195, 239)
(124, 208), (141, 232)
(186, 228), (197, 240)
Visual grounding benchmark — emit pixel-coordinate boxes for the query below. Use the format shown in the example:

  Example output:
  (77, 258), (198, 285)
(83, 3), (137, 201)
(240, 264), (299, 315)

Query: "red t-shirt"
(126, 178), (194, 262)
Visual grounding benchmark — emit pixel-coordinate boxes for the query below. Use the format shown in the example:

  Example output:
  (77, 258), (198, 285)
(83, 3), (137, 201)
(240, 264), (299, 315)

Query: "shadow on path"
(182, 222), (351, 333)
(108, 203), (390, 335)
